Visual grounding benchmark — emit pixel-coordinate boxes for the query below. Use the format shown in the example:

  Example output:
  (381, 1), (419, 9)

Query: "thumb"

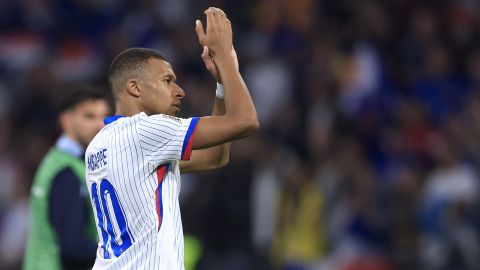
(201, 46), (217, 72)
(201, 46), (209, 60)
(195, 20), (206, 46)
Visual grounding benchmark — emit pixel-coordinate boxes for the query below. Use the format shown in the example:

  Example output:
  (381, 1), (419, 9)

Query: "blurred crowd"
(1, 0), (480, 269)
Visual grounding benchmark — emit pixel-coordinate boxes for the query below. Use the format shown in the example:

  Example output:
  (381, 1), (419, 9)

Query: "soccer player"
(24, 85), (112, 270)
(84, 7), (259, 269)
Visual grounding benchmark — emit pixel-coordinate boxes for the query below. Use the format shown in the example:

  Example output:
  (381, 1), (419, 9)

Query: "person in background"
(24, 85), (112, 270)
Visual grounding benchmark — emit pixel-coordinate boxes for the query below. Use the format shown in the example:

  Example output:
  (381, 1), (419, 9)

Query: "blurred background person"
(23, 85), (111, 270)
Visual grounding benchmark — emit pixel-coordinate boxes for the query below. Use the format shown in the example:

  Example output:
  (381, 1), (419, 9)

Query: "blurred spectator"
(419, 135), (480, 270)
(23, 85), (111, 270)
(271, 161), (327, 270)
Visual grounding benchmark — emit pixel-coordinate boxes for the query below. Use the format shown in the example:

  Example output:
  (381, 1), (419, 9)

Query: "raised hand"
(195, 8), (239, 82)
(198, 45), (239, 83)
(195, 8), (237, 65)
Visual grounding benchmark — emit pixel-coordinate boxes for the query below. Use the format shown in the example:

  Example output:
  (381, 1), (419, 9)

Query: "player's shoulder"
(86, 127), (107, 152)
(138, 112), (182, 122)
(137, 112), (187, 127)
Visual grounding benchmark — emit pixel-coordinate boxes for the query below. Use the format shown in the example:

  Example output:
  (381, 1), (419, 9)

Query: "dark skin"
(115, 7), (258, 172)
(181, 15), (242, 173)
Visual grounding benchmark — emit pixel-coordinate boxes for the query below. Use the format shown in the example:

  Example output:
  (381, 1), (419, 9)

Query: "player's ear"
(59, 111), (72, 132)
(126, 78), (141, 98)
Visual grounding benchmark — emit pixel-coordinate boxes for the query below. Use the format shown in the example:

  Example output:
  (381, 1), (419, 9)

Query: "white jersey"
(85, 112), (199, 270)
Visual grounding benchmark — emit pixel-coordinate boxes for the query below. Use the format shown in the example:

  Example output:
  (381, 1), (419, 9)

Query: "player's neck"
(115, 99), (141, 117)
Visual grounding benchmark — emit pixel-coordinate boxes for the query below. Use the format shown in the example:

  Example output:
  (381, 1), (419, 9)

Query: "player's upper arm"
(136, 113), (199, 165)
(192, 115), (259, 150)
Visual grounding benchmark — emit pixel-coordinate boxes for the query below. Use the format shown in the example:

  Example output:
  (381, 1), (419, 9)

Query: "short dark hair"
(57, 84), (113, 113)
(108, 48), (167, 98)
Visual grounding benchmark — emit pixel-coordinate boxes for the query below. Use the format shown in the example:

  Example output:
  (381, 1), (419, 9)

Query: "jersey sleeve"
(137, 113), (199, 165)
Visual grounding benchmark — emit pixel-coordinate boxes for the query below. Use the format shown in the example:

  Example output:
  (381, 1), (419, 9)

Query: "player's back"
(85, 112), (199, 270)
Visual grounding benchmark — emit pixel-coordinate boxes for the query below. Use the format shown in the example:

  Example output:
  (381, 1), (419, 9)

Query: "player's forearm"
(215, 54), (259, 135)
(210, 96), (230, 166)
(180, 97), (230, 173)
(212, 96), (225, 116)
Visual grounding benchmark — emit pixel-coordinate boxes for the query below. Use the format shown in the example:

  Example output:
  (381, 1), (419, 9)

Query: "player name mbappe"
(87, 148), (108, 172)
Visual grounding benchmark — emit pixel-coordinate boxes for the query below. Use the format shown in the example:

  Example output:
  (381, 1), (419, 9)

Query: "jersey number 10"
(91, 179), (134, 259)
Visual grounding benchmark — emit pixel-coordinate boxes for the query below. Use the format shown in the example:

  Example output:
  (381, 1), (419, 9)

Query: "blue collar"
(56, 134), (84, 158)
(104, 115), (125, 125)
